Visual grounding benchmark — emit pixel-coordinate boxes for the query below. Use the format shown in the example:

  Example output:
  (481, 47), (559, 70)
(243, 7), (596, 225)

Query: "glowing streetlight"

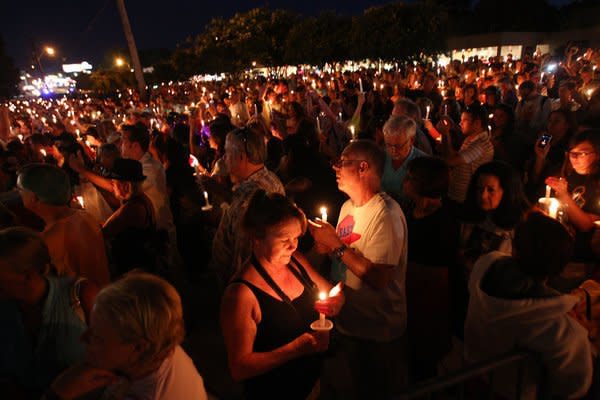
(45, 47), (55, 56)
(115, 57), (125, 67)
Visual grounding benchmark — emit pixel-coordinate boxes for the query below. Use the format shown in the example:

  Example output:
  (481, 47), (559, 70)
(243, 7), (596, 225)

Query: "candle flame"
(318, 291), (327, 301)
(329, 282), (342, 297)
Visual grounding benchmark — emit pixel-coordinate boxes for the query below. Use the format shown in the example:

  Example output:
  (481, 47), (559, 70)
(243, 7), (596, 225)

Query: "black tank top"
(231, 256), (322, 400)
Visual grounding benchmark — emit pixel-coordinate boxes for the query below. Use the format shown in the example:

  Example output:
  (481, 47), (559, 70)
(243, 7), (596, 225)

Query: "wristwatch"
(332, 244), (348, 260)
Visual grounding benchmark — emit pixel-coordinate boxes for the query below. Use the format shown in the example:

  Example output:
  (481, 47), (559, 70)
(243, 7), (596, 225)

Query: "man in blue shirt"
(381, 115), (427, 208)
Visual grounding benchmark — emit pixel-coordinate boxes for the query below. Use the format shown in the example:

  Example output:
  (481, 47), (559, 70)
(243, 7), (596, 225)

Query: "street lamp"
(35, 45), (56, 95)
(115, 57), (125, 67)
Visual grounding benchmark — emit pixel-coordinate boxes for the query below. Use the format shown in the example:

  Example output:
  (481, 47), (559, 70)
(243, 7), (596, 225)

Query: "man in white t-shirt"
(309, 140), (407, 399)
(437, 104), (494, 203)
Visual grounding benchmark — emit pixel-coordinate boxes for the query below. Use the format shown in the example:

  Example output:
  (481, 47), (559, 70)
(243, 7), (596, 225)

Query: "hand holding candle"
(314, 282), (344, 323)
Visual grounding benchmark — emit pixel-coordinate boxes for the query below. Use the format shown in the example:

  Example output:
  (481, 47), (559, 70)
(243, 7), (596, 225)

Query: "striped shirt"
(448, 131), (494, 203)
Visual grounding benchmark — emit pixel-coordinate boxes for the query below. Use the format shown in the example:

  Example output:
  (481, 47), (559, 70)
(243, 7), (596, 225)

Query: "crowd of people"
(0, 44), (600, 399)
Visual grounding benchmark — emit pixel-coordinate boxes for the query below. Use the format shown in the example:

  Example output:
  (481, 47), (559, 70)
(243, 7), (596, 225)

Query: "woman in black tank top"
(221, 191), (344, 399)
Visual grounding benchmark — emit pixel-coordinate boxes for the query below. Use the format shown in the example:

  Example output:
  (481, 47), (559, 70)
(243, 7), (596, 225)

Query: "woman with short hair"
(47, 272), (207, 400)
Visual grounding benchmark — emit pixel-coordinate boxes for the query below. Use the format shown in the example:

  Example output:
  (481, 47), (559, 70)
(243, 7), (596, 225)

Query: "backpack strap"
(70, 277), (87, 323)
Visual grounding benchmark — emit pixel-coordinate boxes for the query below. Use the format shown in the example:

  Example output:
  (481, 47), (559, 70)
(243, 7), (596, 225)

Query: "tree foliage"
(171, 2), (450, 76)
(78, 0), (599, 87)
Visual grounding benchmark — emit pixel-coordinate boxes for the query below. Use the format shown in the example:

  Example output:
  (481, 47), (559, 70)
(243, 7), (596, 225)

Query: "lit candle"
(350, 125), (356, 140)
(40, 149), (47, 157)
(320, 206), (328, 223)
(202, 190), (213, 211)
(316, 116), (321, 132)
(17, 134), (23, 142)
(76, 196), (85, 209)
(425, 105), (431, 120)
(338, 112), (342, 121)
(545, 185), (551, 202)
(318, 291), (327, 325)
(538, 196), (560, 219)
(549, 199), (559, 219)
(358, 78), (363, 93)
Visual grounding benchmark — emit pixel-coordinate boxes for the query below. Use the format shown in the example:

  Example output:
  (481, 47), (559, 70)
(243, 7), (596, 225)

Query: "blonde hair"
(94, 272), (185, 365)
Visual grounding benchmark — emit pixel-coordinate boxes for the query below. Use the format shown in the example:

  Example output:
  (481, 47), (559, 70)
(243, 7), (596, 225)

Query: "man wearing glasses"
(309, 140), (408, 399)
(381, 116), (427, 208)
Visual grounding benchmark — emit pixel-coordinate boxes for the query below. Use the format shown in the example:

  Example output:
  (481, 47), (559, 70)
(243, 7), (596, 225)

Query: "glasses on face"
(384, 140), (410, 152)
(567, 150), (596, 159)
(331, 158), (366, 168)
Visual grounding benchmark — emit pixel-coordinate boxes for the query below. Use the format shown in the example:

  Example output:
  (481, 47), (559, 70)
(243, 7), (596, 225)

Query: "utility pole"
(115, 0), (147, 101)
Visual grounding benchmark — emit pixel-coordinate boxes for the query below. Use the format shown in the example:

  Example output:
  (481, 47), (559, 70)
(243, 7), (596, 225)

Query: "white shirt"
(465, 252), (592, 399)
(332, 192), (408, 342)
(102, 346), (208, 400)
(139, 152), (175, 235)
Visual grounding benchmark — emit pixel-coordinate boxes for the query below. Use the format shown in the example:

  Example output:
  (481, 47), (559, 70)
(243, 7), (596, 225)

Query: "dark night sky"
(1, 0), (575, 71)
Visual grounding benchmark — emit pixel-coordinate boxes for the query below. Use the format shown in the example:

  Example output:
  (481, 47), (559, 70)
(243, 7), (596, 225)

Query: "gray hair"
(94, 272), (185, 366)
(225, 128), (266, 164)
(383, 115), (417, 141)
(393, 98), (421, 121)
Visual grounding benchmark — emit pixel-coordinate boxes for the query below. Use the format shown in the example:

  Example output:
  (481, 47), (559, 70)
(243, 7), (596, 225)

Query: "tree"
(470, 0), (558, 33)
(0, 36), (19, 99)
(169, 4), (452, 77)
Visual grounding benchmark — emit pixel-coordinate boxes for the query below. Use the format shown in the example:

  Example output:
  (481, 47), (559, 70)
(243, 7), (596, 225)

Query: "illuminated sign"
(62, 62), (93, 74)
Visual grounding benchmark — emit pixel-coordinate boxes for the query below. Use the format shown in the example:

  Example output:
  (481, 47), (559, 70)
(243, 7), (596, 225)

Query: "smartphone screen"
(538, 134), (552, 148)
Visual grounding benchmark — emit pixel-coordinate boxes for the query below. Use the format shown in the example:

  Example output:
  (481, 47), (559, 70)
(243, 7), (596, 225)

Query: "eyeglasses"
(567, 150), (596, 159)
(384, 140), (410, 152)
(331, 159), (366, 168)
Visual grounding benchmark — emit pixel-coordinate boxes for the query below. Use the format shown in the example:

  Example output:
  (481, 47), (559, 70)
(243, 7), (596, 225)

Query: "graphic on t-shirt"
(337, 215), (362, 245)
(572, 185), (586, 209)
